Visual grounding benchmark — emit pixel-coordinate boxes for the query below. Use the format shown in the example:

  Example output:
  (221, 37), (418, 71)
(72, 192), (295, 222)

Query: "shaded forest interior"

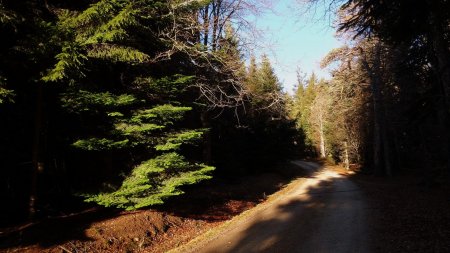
(1, 0), (449, 237)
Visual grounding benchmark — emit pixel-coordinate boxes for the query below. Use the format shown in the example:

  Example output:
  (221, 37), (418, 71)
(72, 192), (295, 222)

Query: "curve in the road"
(178, 161), (370, 253)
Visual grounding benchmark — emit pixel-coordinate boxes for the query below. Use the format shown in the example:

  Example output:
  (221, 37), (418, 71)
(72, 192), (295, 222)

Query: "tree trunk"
(380, 110), (392, 177)
(344, 141), (350, 170)
(361, 42), (392, 176)
(427, 4), (450, 174)
(373, 61), (392, 177)
(393, 129), (403, 170)
(30, 83), (44, 220)
(319, 116), (326, 158)
(426, 1), (450, 106)
(200, 111), (212, 164)
(211, 0), (221, 51)
(193, 10), (201, 43)
(372, 105), (382, 175)
(202, 6), (209, 46)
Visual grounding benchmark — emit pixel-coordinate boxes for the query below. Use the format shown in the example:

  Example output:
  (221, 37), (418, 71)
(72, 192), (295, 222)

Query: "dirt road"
(179, 161), (370, 253)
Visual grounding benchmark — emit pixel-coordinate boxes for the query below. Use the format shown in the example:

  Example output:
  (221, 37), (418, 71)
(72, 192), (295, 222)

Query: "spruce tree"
(42, 0), (214, 210)
(258, 54), (282, 94)
(246, 54), (283, 110)
(292, 72), (318, 149)
(246, 55), (259, 93)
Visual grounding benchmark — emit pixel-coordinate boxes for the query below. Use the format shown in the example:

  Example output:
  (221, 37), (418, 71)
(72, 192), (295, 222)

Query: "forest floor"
(0, 162), (307, 253)
(1, 162), (450, 253)
(351, 169), (450, 252)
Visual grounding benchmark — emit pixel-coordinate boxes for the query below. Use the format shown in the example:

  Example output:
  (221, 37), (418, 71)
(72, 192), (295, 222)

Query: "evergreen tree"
(258, 54), (282, 94)
(291, 73), (335, 159)
(289, 68), (306, 121)
(246, 55), (259, 93)
(295, 73), (317, 147)
(218, 23), (245, 73)
(0, 0), (301, 220)
(40, 0), (215, 210)
(225, 53), (298, 171)
(246, 54), (283, 111)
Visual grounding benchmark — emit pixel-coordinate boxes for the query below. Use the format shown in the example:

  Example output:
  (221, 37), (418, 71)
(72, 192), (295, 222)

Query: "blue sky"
(248, 0), (343, 93)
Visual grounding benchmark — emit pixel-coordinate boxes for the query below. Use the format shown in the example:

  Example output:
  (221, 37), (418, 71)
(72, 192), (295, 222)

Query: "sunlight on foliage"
(0, 87), (15, 104)
(42, 44), (88, 82)
(61, 90), (137, 113)
(74, 101), (211, 209)
(115, 123), (164, 135)
(72, 138), (129, 151)
(87, 44), (149, 63)
(131, 105), (192, 124)
(0, 4), (19, 26)
(0, 77), (14, 104)
(134, 75), (195, 97)
(156, 130), (204, 151)
(85, 153), (214, 210)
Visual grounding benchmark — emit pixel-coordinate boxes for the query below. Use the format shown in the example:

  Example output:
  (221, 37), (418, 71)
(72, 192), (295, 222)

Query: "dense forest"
(292, 0), (450, 179)
(0, 0), (299, 223)
(1, 0), (449, 237)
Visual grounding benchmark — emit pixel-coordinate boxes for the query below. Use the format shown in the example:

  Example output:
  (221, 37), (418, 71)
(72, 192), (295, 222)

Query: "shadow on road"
(206, 164), (369, 253)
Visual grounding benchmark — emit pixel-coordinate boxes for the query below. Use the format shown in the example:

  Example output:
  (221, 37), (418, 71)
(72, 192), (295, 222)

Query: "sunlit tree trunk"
(202, 6), (209, 46)
(310, 96), (327, 159)
(211, 0), (222, 51)
(344, 141), (350, 170)
(319, 117), (326, 158)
